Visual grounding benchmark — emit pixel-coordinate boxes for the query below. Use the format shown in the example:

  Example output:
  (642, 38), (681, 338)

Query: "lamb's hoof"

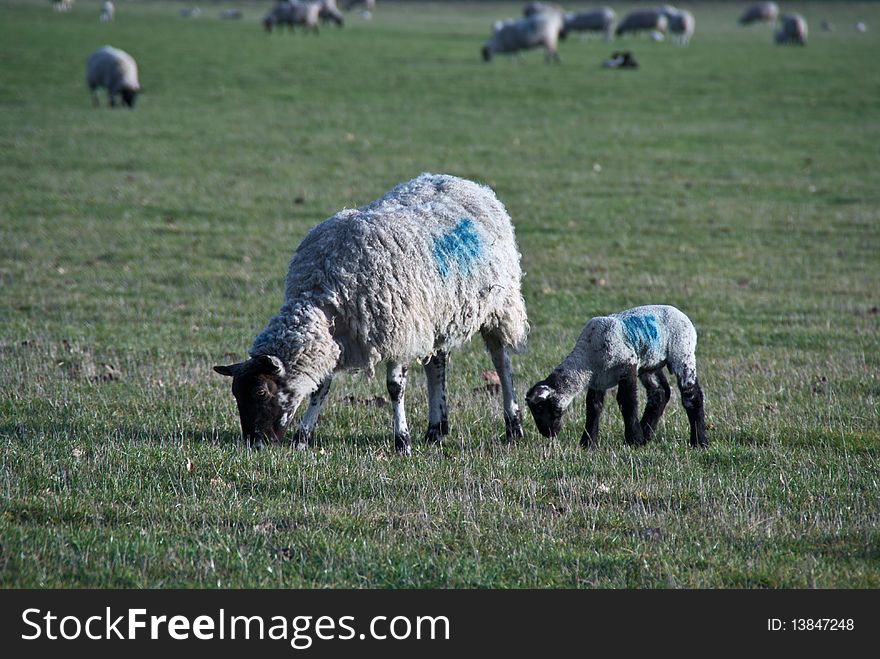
(640, 424), (656, 443)
(580, 432), (597, 449)
(424, 425), (445, 444)
(291, 429), (312, 450)
(691, 436), (709, 449)
(625, 429), (647, 446)
(394, 433), (412, 456)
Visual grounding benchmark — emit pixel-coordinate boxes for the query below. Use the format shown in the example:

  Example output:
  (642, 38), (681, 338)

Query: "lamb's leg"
(291, 375), (333, 450)
(581, 388), (606, 448)
(423, 351), (449, 444)
(387, 362), (411, 455)
(679, 379), (707, 448)
(617, 367), (645, 446)
(639, 370), (671, 442)
(482, 331), (524, 440)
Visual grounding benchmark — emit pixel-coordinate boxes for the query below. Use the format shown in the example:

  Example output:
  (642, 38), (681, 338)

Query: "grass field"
(1, 0), (878, 588)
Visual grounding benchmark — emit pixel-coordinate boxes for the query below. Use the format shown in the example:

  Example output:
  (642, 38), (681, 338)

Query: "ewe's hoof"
(394, 433), (412, 456)
(624, 429), (647, 446)
(640, 424), (657, 443)
(579, 432), (597, 449)
(424, 425), (444, 444)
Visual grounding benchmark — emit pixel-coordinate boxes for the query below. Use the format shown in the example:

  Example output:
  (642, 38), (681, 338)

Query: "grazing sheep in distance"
(482, 12), (564, 63)
(563, 8), (617, 42)
(660, 6), (695, 45)
(100, 0), (114, 22)
(615, 9), (668, 38)
(319, 0), (344, 26)
(264, 0), (321, 34)
(526, 305), (707, 448)
(52, 0), (74, 12)
(739, 2), (779, 26)
(775, 13), (808, 45)
(179, 7), (201, 18)
(214, 173), (529, 455)
(85, 45), (140, 108)
(220, 9), (243, 20)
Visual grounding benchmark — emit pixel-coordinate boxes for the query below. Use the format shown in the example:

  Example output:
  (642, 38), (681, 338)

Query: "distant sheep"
(264, 0), (321, 34)
(100, 0), (114, 22)
(85, 45), (140, 108)
(482, 12), (564, 63)
(179, 7), (201, 18)
(52, 0), (74, 12)
(615, 9), (668, 38)
(775, 13), (808, 45)
(563, 8), (617, 42)
(660, 6), (695, 45)
(214, 174), (529, 455)
(739, 2), (779, 26)
(526, 305), (707, 448)
(319, 0), (344, 26)
(220, 9), (243, 20)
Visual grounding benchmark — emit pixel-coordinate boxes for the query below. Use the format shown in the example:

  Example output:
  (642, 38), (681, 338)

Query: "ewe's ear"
(252, 354), (285, 377)
(527, 384), (554, 403)
(214, 363), (243, 377)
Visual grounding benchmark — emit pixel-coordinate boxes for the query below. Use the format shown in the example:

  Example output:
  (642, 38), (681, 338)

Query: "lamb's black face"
(525, 382), (565, 438)
(121, 89), (137, 108)
(481, 46), (492, 62)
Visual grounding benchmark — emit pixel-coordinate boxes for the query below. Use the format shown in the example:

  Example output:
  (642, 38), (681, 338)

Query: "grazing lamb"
(100, 0), (114, 22)
(264, 0), (321, 33)
(482, 12), (564, 63)
(615, 9), (668, 38)
(563, 8), (617, 42)
(660, 6), (695, 45)
(215, 174), (529, 455)
(319, 0), (344, 26)
(739, 2), (779, 26)
(526, 305), (707, 448)
(775, 13), (808, 45)
(85, 45), (140, 108)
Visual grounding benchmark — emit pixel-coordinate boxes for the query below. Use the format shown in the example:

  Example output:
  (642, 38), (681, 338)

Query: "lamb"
(739, 2), (779, 26)
(100, 0), (114, 22)
(525, 305), (707, 448)
(264, 0), (320, 33)
(660, 6), (695, 45)
(562, 8), (617, 42)
(615, 9), (668, 38)
(85, 46), (140, 109)
(775, 13), (808, 45)
(214, 174), (529, 455)
(482, 12), (564, 63)
(319, 0), (344, 26)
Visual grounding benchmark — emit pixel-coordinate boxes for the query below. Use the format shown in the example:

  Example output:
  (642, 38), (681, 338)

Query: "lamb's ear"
(214, 363), (244, 377)
(252, 354), (285, 377)
(527, 384), (554, 403)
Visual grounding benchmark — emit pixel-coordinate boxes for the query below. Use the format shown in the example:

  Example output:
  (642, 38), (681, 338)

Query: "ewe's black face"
(214, 355), (295, 448)
(121, 89), (137, 108)
(481, 46), (492, 62)
(525, 382), (565, 438)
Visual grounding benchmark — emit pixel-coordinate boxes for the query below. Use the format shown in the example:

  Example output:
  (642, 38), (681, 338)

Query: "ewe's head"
(481, 45), (493, 62)
(214, 355), (313, 448)
(120, 87), (138, 109)
(525, 381), (566, 437)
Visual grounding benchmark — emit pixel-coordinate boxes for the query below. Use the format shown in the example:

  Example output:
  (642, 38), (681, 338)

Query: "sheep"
(482, 12), (564, 63)
(775, 13), (808, 45)
(179, 7), (201, 18)
(615, 9), (668, 38)
(99, 0), (114, 22)
(220, 9), (243, 20)
(52, 0), (74, 12)
(214, 173), (529, 455)
(525, 305), (707, 448)
(739, 2), (779, 26)
(562, 8), (617, 42)
(660, 6), (695, 45)
(264, 0), (321, 34)
(85, 45), (140, 109)
(602, 50), (638, 69)
(319, 0), (344, 26)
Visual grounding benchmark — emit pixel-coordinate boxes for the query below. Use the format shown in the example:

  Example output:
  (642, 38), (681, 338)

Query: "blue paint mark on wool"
(621, 314), (660, 355)
(432, 218), (482, 280)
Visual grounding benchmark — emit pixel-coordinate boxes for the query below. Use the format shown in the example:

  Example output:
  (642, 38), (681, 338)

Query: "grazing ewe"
(526, 305), (707, 448)
(615, 9), (668, 38)
(99, 0), (114, 22)
(739, 2), (779, 26)
(319, 0), (344, 26)
(660, 6), (695, 45)
(775, 13), (808, 45)
(563, 8), (617, 42)
(264, 0), (321, 33)
(482, 12), (564, 63)
(215, 174), (529, 455)
(85, 45), (140, 108)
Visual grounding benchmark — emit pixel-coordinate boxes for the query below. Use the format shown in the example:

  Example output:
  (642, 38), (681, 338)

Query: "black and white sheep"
(615, 9), (668, 38)
(525, 305), (707, 448)
(85, 46), (140, 108)
(562, 8), (617, 42)
(660, 5), (695, 45)
(264, 0), (320, 34)
(482, 12), (564, 63)
(739, 2), (779, 26)
(215, 174), (529, 455)
(775, 13), (808, 45)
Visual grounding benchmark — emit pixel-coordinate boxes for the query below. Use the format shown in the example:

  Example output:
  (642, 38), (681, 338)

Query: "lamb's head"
(525, 380), (566, 437)
(120, 87), (138, 108)
(214, 355), (313, 448)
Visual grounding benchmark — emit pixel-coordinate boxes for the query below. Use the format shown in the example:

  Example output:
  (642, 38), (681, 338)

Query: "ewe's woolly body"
(776, 13), (808, 45)
(250, 174), (528, 381)
(563, 8), (617, 36)
(616, 9), (668, 36)
(85, 46), (139, 98)
(483, 12), (564, 59)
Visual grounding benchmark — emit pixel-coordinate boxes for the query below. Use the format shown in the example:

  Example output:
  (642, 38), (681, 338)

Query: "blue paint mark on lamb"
(432, 218), (482, 279)
(620, 313), (660, 355)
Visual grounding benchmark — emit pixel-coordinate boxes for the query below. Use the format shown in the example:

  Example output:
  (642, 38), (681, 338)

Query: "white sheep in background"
(660, 6), (695, 45)
(85, 45), (140, 108)
(562, 8), (617, 42)
(99, 0), (114, 22)
(319, 0), (344, 26)
(264, 0), (321, 34)
(775, 13), (808, 45)
(526, 305), (707, 448)
(739, 2), (779, 26)
(615, 9), (668, 39)
(482, 12), (565, 63)
(215, 174), (529, 455)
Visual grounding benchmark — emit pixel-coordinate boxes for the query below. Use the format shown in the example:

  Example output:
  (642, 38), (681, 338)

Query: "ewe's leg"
(423, 351), (449, 444)
(386, 362), (411, 455)
(617, 367), (645, 446)
(581, 388), (606, 448)
(639, 370), (671, 442)
(482, 332), (524, 440)
(291, 375), (333, 450)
